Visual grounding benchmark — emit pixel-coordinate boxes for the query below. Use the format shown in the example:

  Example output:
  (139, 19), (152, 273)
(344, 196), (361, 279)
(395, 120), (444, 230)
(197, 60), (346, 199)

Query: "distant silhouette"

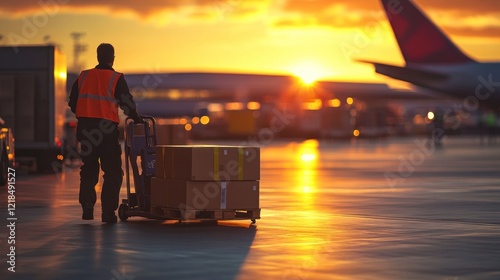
(484, 110), (498, 144)
(432, 109), (445, 147)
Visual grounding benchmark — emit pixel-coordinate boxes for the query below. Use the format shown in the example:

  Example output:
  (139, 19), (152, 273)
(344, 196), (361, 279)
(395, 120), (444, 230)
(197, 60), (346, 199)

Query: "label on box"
(253, 185), (256, 191)
(220, 182), (227, 209)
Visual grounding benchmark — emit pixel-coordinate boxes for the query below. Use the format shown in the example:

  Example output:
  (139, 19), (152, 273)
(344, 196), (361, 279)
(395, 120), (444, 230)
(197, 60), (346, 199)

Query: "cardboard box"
(165, 179), (259, 210)
(155, 145), (260, 181)
(225, 181), (260, 210)
(154, 145), (170, 178)
(150, 177), (170, 208)
(156, 125), (168, 145)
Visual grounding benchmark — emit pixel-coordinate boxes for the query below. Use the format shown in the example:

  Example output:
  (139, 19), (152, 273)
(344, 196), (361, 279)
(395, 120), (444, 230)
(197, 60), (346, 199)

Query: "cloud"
(275, 0), (500, 38)
(444, 26), (500, 39)
(1, 0), (179, 18)
(279, 0), (500, 18)
(417, 0), (500, 15)
(2, 0), (499, 38)
(0, 0), (272, 19)
(0, 0), (280, 28)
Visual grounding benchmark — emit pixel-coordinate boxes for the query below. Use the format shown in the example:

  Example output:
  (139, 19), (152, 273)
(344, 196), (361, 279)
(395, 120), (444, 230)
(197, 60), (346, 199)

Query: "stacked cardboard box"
(151, 145), (260, 212)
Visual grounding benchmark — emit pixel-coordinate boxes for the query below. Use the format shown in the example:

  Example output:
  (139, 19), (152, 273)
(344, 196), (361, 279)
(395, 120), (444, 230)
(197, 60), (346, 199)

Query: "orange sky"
(1, 0), (499, 83)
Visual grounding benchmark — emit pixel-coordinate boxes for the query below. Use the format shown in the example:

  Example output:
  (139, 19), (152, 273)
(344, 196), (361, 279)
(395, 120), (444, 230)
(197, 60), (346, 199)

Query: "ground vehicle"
(0, 45), (66, 173)
(119, 116), (259, 223)
(0, 125), (15, 186)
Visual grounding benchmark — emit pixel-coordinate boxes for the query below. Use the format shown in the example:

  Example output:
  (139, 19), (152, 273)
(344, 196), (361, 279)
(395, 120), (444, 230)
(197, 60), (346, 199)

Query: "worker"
(431, 108), (445, 147)
(484, 110), (498, 144)
(68, 43), (143, 223)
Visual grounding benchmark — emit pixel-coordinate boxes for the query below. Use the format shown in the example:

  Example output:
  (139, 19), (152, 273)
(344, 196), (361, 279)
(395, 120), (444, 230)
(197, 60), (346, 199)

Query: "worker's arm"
(115, 75), (142, 122)
(68, 80), (79, 114)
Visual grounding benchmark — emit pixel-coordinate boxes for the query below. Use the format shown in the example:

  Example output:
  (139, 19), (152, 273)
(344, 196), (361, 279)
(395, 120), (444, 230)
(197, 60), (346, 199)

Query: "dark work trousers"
(76, 118), (123, 214)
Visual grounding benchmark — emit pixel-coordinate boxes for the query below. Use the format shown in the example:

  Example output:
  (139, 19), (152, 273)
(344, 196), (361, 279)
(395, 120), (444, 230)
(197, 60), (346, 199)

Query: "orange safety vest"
(75, 68), (122, 123)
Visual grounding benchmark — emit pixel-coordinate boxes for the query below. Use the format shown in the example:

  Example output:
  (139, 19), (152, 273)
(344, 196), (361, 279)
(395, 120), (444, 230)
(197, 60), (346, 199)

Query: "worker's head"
(97, 43), (115, 66)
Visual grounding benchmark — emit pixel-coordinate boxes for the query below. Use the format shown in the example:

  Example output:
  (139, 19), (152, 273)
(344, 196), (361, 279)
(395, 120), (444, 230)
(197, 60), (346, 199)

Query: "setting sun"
(290, 62), (330, 86)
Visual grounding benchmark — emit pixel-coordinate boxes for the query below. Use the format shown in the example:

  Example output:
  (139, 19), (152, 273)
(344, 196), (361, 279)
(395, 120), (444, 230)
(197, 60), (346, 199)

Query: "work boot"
(82, 203), (94, 220)
(102, 212), (117, 224)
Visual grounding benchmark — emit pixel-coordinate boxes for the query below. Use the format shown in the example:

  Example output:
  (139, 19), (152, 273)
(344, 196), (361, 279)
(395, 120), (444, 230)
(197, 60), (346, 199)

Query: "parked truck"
(0, 45), (67, 173)
(0, 120), (15, 186)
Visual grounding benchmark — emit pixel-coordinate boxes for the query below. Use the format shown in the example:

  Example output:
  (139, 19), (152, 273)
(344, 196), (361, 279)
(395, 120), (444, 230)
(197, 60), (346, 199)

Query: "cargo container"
(0, 45), (66, 173)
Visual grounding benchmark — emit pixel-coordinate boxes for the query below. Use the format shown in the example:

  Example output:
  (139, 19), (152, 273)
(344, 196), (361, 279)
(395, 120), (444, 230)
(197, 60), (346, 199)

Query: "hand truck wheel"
(119, 203), (129, 221)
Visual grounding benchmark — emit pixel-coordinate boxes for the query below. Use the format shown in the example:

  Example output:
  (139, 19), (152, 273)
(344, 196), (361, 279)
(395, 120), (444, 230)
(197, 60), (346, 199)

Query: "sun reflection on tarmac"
(288, 140), (337, 279)
(243, 139), (341, 280)
(294, 139), (319, 210)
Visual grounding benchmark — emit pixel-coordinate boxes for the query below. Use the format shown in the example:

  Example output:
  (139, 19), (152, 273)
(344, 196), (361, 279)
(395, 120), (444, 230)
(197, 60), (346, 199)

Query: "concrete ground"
(1, 136), (499, 280)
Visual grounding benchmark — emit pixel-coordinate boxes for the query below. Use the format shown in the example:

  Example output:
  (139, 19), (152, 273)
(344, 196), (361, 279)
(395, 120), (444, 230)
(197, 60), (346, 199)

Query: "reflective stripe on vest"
(75, 69), (122, 123)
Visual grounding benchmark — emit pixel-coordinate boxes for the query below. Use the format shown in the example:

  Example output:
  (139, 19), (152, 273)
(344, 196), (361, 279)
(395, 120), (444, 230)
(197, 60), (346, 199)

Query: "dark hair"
(97, 43), (114, 64)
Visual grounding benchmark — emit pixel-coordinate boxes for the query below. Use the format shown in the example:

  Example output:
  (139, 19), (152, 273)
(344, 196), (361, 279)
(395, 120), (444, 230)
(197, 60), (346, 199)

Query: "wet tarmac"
(1, 136), (500, 280)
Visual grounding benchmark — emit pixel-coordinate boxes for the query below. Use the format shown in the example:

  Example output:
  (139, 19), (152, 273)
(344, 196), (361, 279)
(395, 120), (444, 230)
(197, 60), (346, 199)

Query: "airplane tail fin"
(381, 0), (475, 64)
